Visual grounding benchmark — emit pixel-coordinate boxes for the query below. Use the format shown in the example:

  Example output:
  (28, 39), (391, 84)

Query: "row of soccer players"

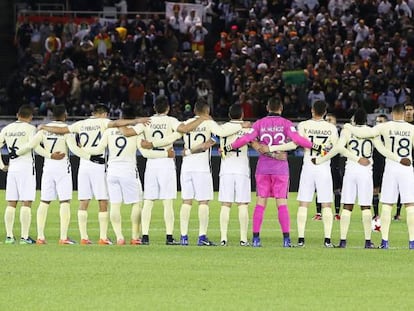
(2, 97), (414, 248)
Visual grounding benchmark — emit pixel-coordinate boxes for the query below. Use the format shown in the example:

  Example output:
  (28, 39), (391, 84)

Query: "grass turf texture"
(0, 191), (413, 311)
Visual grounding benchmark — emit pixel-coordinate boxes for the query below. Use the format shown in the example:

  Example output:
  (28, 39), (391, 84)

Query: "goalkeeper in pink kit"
(224, 97), (315, 247)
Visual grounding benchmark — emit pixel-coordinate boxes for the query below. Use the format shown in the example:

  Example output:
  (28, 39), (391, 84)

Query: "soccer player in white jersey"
(218, 105), (251, 247)
(39, 104), (148, 245)
(294, 101), (339, 248)
(84, 106), (172, 245)
(121, 95), (211, 246)
(0, 105), (63, 244)
(313, 109), (376, 248)
(344, 104), (414, 249)
(148, 99), (247, 246)
(16, 105), (96, 245)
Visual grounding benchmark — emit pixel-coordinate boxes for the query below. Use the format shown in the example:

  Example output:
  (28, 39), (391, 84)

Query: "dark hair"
(353, 108), (367, 125)
(122, 106), (136, 119)
(18, 105), (33, 118)
(194, 98), (209, 114)
(392, 103), (405, 114)
(93, 104), (109, 114)
(154, 95), (169, 114)
(53, 104), (67, 119)
(228, 104), (243, 120)
(267, 97), (282, 112)
(312, 100), (327, 116)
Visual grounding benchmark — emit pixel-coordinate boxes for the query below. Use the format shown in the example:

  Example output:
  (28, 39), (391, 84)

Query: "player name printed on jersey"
(4, 131), (27, 137)
(303, 129), (333, 135)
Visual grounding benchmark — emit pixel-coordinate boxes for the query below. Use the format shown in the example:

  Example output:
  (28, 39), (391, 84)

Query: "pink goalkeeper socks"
(252, 205), (265, 233)
(278, 205), (290, 234)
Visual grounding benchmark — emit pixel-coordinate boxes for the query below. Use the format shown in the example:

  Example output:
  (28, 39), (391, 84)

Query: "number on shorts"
(115, 136), (127, 156)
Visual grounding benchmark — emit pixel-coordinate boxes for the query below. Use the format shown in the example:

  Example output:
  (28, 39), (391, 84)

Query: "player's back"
(41, 121), (71, 168)
(143, 115), (180, 151)
(220, 121), (250, 177)
(1, 121), (36, 169)
(299, 119), (338, 166)
(253, 115), (294, 175)
(105, 127), (138, 169)
(344, 125), (374, 168)
(378, 120), (414, 164)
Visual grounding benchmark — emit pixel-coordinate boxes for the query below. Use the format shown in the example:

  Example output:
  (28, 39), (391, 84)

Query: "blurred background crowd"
(5, 0), (414, 121)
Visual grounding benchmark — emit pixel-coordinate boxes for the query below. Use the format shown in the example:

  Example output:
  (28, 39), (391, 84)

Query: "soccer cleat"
(252, 236), (262, 247)
(409, 241), (414, 250)
(324, 242), (335, 248)
(240, 241), (250, 247)
(334, 214), (341, 221)
(80, 239), (93, 245)
(20, 237), (36, 245)
(220, 240), (227, 246)
(197, 235), (216, 246)
(180, 235), (189, 246)
(98, 238), (113, 245)
(116, 239), (126, 245)
(338, 240), (347, 248)
(130, 239), (142, 245)
(141, 235), (149, 245)
(36, 239), (46, 245)
(297, 241), (305, 248)
(312, 213), (322, 221)
(59, 238), (76, 245)
(166, 239), (180, 246)
(283, 237), (294, 248)
(393, 215), (401, 221)
(365, 241), (375, 249)
(5, 237), (16, 244)
(378, 239), (389, 249)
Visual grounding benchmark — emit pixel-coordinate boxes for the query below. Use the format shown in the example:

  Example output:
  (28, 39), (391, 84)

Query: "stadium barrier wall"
(0, 156), (315, 193)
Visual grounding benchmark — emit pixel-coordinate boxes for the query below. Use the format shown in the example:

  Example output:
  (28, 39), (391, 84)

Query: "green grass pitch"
(0, 191), (413, 311)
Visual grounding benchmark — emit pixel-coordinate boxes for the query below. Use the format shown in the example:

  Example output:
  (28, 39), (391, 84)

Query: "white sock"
(297, 206), (307, 238)
(4, 206), (16, 238)
(110, 203), (124, 241)
(37, 202), (49, 240)
(381, 204), (392, 241)
(131, 202), (142, 240)
(60, 202), (71, 240)
(98, 211), (109, 240)
(163, 199), (174, 235)
(78, 210), (88, 240)
(362, 209), (372, 240)
(322, 207), (333, 239)
(340, 209), (352, 240)
(141, 200), (154, 236)
(180, 203), (192, 236)
(220, 205), (231, 242)
(406, 206), (414, 241)
(20, 206), (31, 239)
(198, 204), (209, 236)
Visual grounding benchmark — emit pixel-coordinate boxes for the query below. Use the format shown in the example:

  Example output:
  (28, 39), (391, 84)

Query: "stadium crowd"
(8, 0), (414, 121)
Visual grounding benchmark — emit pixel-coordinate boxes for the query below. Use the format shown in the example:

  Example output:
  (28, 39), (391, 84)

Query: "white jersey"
(0, 121), (36, 171)
(181, 117), (242, 173)
(133, 114), (180, 169)
(68, 117), (111, 167)
(298, 118), (338, 167)
(219, 121), (250, 177)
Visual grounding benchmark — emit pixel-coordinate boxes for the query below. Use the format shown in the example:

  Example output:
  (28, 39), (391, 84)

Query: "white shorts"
(297, 163), (333, 203)
(6, 167), (36, 202)
(77, 163), (108, 201)
(218, 174), (251, 203)
(181, 171), (213, 201)
(380, 161), (414, 204)
(40, 167), (73, 201)
(341, 164), (372, 206)
(107, 168), (143, 204)
(144, 166), (177, 200)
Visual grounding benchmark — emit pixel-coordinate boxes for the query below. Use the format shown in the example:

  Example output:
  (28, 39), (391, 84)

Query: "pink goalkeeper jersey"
(232, 115), (312, 175)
